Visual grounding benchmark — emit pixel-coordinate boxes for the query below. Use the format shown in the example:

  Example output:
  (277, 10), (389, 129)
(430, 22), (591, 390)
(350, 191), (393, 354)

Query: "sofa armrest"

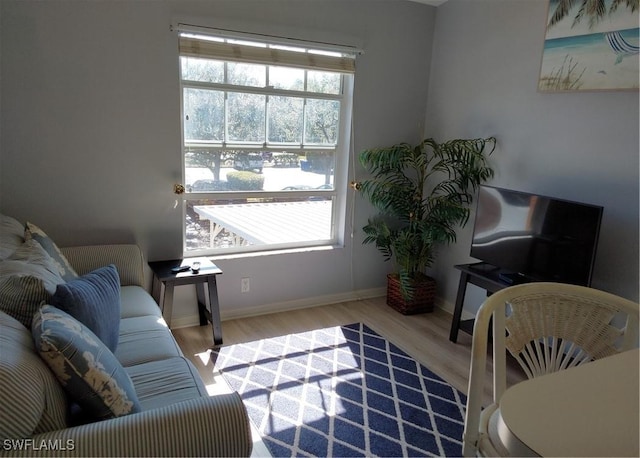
(2, 394), (252, 457)
(60, 244), (145, 287)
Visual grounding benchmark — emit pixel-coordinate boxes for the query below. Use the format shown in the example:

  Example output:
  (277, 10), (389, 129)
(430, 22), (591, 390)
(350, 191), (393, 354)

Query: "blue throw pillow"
(51, 265), (121, 352)
(32, 305), (141, 420)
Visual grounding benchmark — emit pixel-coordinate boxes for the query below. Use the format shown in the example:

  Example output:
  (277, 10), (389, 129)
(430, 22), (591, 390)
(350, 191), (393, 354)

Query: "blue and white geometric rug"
(213, 323), (467, 457)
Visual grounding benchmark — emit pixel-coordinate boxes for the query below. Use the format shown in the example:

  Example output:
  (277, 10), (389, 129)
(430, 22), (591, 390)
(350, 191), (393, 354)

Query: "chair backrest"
(463, 282), (639, 456)
(501, 283), (639, 378)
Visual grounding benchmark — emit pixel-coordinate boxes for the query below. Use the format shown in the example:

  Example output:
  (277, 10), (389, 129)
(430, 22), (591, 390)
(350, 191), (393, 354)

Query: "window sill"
(205, 244), (341, 262)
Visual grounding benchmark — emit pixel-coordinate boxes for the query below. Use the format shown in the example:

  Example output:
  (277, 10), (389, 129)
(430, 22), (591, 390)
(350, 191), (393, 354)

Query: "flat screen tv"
(470, 185), (603, 286)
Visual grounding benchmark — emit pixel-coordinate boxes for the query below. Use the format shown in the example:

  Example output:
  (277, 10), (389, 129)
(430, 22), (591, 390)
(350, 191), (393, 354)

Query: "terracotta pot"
(386, 273), (436, 315)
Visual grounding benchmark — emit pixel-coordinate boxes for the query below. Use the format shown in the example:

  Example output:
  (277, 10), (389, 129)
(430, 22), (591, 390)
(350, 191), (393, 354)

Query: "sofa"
(0, 214), (253, 457)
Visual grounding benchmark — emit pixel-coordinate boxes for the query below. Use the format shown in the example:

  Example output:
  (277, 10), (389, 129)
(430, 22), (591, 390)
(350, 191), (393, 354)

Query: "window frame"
(178, 30), (356, 257)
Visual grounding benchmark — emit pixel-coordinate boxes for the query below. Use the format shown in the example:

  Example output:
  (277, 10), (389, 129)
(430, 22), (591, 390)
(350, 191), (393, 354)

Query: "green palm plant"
(359, 137), (496, 302)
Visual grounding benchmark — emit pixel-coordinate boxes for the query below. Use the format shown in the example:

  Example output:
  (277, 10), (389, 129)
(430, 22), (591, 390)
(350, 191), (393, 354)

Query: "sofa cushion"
(0, 311), (67, 439)
(51, 265), (121, 352)
(116, 315), (183, 366)
(0, 214), (24, 260)
(125, 357), (208, 411)
(32, 305), (141, 421)
(0, 240), (65, 328)
(120, 285), (163, 319)
(24, 221), (78, 281)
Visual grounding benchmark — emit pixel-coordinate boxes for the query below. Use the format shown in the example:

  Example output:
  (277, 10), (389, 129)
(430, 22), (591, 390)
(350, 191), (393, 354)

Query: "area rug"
(213, 323), (467, 457)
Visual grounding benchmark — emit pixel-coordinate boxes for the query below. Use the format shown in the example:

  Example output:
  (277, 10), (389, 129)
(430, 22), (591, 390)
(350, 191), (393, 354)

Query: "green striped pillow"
(0, 214), (24, 260)
(0, 240), (65, 328)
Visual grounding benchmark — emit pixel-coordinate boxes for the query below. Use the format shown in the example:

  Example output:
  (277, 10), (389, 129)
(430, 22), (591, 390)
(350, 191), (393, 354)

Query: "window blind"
(177, 28), (358, 74)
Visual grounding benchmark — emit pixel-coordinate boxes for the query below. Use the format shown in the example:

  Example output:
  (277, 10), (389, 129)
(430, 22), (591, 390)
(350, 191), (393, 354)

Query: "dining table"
(496, 348), (640, 457)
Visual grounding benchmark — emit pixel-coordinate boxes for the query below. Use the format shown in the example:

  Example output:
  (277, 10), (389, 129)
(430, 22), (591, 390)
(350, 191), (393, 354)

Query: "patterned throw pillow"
(0, 240), (65, 328)
(24, 222), (78, 281)
(51, 265), (121, 352)
(32, 305), (141, 420)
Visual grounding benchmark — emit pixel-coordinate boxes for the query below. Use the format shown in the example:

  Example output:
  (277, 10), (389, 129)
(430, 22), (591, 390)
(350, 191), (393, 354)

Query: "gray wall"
(425, 0), (639, 317)
(2, 0), (637, 326)
(0, 0), (435, 324)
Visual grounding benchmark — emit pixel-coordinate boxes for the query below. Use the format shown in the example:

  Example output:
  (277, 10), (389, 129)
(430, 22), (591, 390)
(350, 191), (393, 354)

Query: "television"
(469, 185), (603, 286)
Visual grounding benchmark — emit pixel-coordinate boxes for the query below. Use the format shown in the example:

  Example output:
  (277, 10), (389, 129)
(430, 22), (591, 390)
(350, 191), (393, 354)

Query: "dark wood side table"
(449, 263), (512, 343)
(148, 257), (224, 347)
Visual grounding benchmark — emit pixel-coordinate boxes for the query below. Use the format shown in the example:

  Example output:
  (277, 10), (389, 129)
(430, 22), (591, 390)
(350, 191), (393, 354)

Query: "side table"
(449, 263), (510, 343)
(148, 257), (224, 347)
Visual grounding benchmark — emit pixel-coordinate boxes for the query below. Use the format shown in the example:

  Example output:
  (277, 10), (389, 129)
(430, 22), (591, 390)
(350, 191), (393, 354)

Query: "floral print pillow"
(32, 305), (141, 420)
(24, 222), (78, 282)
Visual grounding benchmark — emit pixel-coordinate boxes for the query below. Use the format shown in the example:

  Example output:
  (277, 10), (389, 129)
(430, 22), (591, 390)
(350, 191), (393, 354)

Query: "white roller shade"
(176, 26), (358, 74)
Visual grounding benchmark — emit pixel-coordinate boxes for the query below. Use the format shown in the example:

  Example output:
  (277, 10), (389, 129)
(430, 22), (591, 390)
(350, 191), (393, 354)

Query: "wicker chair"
(462, 282), (639, 457)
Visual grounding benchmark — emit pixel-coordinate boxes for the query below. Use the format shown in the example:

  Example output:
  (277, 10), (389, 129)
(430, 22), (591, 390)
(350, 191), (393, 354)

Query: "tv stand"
(498, 271), (529, 285)
(468, 262), (500, 273)
(449, 263), (534, 343)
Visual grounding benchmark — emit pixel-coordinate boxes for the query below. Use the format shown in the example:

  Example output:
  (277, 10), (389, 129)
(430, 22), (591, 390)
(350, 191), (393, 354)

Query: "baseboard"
(170, 288), (476, 330)
(169, 287), (387, 329)
(435, 296), (476, 322)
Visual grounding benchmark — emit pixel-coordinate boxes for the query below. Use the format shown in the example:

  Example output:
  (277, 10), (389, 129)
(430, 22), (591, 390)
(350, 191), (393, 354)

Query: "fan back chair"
(462, 282), (639, 457)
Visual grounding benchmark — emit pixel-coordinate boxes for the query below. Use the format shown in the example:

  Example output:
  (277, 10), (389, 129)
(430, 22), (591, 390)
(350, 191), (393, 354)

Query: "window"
(178, 27), (357, 255)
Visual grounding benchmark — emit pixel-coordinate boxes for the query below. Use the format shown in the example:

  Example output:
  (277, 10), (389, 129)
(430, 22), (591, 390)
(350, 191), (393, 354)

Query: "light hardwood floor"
(172, 296), (525, 399)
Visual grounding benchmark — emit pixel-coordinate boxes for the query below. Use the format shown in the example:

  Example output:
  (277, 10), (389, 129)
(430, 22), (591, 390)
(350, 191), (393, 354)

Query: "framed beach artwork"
(539, 0), (639, 92)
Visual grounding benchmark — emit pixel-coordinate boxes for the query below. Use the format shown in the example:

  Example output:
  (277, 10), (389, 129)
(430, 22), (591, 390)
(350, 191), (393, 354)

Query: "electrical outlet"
(241, 277), (250, 293)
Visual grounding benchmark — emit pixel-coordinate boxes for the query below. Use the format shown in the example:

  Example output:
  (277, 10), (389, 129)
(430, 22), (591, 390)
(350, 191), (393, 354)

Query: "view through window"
(179, 30), (356, 255)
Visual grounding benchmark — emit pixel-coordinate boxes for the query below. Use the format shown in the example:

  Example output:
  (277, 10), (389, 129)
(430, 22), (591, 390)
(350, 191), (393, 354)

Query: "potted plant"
(358, 137), (496, 314)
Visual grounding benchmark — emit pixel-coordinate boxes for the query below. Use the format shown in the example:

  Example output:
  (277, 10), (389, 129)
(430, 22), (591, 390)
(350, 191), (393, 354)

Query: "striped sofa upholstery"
(0, 240), (252, 457)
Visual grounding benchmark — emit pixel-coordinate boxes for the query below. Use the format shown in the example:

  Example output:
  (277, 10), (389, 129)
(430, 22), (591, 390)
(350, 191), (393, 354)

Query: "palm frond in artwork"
(549, 0), (576, 28)
(549, 0), (637, 30)
(610, 0), (639, 13)
(572, 0), (607, 29)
